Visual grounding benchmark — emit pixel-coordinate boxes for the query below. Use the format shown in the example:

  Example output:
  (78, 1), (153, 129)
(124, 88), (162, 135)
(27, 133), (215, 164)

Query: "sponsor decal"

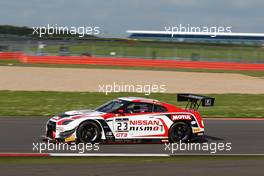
(65, 135), (76, 142)
(115, 119), (162, 132)
(204, 99), (212, 106)
(172, 115), (192, 120)
(192, 127), (203, 133)
(129, 119), (160, 126)
(129, 119), (162, 131)
(129, 126), (161, 131)
(115, 132), (128, 137)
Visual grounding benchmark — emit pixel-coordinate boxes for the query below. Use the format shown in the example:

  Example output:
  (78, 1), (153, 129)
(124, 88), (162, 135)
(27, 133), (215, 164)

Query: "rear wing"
(177, 94), (215, 111)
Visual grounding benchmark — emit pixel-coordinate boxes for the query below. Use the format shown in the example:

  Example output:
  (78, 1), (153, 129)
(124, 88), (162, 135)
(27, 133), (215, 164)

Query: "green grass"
(0, 91), (263, 117)
(0, 59), (263, 78)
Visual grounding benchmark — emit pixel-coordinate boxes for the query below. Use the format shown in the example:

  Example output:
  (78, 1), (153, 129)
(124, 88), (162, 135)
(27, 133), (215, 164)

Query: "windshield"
(95, 99), (128, 113)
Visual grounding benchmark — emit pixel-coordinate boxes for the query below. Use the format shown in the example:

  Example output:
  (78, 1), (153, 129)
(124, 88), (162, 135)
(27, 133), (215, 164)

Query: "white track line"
(50, 153), (170, 157)
(1, 153), (264, 157)
(170, 154), (264, 156)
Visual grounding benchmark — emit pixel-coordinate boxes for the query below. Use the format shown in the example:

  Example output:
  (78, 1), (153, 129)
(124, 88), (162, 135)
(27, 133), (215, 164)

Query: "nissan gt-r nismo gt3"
(43, 94), (214, 143)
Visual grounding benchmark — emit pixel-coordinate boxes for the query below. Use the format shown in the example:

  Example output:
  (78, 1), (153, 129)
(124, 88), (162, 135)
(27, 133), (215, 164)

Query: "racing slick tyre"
(77, 121), (102, 143)
(169, 122), (192, 143)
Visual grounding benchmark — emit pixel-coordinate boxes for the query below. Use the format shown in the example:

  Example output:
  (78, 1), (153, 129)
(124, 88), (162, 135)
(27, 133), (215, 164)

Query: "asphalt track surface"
(1, 117), (264, 176)
(1, 158), (264, 176)
(0, 117), (264, 154)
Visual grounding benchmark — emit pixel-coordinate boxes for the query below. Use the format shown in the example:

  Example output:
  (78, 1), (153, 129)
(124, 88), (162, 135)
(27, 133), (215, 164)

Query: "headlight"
(56, 127), (64, 132)
(62, 120), (73, 125)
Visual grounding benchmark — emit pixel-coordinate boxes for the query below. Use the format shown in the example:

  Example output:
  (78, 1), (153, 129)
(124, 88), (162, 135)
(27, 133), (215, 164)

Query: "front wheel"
(76, 121), (102, 143)
(169, 122), (192, 143)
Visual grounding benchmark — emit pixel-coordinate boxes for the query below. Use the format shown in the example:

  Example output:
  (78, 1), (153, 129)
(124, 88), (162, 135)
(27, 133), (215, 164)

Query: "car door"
(113, 102), (167, 139)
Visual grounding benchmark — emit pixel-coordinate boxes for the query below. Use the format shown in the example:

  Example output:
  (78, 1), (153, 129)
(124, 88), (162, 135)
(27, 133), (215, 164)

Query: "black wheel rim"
(173, 124), (189, 141)
(80, 124), (98, 142)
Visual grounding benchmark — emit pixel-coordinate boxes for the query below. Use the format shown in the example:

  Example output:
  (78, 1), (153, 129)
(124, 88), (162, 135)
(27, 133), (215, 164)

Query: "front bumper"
(41, 135), (57, 143)
(42, 134), (77, 143)
(45, 120), (77, 143)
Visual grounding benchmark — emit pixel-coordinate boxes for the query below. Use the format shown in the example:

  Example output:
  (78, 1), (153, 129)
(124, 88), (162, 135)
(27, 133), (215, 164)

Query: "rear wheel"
(77, 121), (101, 143)
(169, 122), (192, 143)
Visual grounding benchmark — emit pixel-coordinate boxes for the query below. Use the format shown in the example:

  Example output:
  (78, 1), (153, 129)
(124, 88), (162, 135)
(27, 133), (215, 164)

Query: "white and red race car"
(43, 94), (214, 143)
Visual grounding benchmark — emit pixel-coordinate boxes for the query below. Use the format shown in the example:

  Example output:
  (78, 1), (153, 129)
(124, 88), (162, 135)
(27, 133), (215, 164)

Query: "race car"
(43, 94), (214, 143)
